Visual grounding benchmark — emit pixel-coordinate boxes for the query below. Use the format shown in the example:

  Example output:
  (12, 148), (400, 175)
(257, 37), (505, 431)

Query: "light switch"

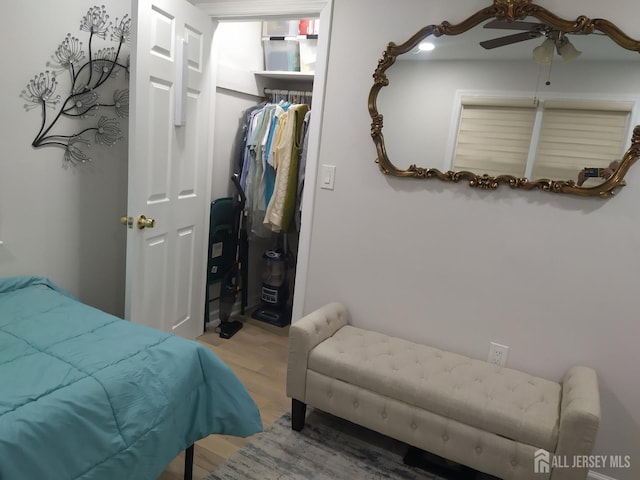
(321, 164), (336, 190)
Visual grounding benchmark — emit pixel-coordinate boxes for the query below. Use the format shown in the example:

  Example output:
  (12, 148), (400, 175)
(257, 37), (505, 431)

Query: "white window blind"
(452, 97), (632, 183)
(531, 102), (631, 181)
(453, 98), (537, 177)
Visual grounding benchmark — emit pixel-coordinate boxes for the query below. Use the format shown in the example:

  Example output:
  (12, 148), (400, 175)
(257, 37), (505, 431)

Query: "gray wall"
(0, 1), (129, 316)
(303, 0), (640, 478)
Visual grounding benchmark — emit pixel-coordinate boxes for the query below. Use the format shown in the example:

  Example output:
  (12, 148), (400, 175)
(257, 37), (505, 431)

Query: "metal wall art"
(21, 6), (131, 165)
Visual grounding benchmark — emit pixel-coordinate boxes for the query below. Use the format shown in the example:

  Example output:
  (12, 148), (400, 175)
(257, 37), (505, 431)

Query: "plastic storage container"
(263, 38), (300, 72)
(262, 20), (299, 37)
(298, 19), (320, 35)
(298, 36), (318, 73)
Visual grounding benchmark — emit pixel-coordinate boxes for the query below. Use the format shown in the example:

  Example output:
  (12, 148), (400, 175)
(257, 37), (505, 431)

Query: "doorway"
(125, 0), (331, 335)
(203, 0), (332, 326)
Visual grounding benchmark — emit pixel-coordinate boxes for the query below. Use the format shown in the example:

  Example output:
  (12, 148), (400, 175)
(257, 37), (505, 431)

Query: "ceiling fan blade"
(484, 20), (546, 31)
(479, 31), (542, 50)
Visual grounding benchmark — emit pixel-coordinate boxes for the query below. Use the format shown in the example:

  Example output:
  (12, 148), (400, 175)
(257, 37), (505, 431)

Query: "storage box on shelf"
(263, 38), (300, 72)
(262, 20), (300, 38)
(261, 18), (319, 74)
(299, 19), (319, 36)
(299, 36), (318, 74)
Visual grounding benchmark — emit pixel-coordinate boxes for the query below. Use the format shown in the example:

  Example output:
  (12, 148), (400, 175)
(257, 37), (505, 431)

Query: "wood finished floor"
(157, 317), (290, 480)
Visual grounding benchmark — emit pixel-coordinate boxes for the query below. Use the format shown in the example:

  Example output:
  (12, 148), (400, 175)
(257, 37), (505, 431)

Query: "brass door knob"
(137, 215), (156, 230)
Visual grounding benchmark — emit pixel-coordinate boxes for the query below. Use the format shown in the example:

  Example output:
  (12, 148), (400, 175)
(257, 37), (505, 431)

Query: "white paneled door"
(126, 0), (213, 339)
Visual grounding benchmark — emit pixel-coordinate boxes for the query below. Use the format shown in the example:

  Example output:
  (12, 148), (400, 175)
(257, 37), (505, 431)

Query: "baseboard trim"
(588, 470), (618, 480)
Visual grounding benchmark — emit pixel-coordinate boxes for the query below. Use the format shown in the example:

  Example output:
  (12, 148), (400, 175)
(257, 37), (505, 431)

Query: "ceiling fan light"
(558, 39), (582, 63)
(418, 41), (435, 52)
(533, 38), (555, 65)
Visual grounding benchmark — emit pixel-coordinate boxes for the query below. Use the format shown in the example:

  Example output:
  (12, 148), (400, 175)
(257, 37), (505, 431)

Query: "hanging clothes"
(234, 94), (312, 238)
(247, 104), (277, 238)
(295, 111), (312, 232)
(232, 103), (264, 178)
(264, 103), (287, 208)
(264, 103), (309, 232)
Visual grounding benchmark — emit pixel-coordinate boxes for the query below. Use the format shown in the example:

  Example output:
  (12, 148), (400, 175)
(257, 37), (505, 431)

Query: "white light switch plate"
(321, 164), (336, 190)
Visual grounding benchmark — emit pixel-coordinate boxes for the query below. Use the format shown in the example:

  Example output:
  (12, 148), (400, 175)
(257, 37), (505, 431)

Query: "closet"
(207, 17), (319, 330)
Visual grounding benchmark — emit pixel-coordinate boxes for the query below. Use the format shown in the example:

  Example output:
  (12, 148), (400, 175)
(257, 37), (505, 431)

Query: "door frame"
(192, 0), (329, 20)
(200, 0), (333, 323)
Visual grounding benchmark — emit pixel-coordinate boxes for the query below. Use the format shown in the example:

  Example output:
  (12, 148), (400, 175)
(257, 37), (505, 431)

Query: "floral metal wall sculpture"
(21, 6), (131, 165)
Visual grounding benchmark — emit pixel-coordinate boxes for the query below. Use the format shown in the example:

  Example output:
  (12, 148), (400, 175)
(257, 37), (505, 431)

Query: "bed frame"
(184, 445), (194, 480)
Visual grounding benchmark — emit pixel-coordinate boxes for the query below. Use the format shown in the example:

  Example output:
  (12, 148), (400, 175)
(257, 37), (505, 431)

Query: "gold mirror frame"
(368, 0), (640, 198)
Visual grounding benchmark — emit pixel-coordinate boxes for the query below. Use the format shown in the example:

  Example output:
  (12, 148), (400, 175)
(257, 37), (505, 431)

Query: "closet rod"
(264, 88), (313, 105)
(264, 88), (313, 97)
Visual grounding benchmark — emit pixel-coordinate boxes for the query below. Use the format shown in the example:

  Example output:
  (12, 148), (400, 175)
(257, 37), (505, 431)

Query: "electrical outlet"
(488, 342), (509, 367)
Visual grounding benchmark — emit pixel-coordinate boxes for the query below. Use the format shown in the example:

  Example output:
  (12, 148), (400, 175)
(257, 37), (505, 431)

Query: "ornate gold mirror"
(368, 0), (640, 197)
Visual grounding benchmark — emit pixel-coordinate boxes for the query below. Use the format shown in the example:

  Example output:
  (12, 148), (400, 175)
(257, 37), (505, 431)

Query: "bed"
(0, 276), (263, 480)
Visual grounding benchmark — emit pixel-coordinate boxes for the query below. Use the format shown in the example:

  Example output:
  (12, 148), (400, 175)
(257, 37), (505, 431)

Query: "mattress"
(0, 276), (262, 480)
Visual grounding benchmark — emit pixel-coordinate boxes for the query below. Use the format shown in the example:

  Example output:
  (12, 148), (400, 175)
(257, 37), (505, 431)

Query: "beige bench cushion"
(308, 326), (561, 451)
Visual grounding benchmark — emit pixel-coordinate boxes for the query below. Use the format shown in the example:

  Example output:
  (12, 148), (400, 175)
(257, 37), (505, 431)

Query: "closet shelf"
(254, 70), (314, 81)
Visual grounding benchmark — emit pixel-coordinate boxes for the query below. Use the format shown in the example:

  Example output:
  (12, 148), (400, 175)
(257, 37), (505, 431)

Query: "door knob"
(137, 215), (156, 230)
(120, 216), (133, 228)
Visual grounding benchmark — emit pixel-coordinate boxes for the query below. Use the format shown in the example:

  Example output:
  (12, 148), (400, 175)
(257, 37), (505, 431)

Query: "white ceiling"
(401, 19), (639, 62)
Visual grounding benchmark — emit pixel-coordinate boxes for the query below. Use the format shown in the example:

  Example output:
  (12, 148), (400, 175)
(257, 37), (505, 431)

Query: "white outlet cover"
(321, 164), (336, 190)
(488, 342), (509, 367)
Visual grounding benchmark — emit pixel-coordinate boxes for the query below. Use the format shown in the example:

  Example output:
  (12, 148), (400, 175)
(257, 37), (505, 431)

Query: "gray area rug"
(206, 408), (448, 480)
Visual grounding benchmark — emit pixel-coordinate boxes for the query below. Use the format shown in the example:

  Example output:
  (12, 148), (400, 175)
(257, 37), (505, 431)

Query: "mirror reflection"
(369, 1), (640, 197)
(377, 19), (639, 188)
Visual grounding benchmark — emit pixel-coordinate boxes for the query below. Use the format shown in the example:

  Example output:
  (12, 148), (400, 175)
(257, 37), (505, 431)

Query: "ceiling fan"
(479, 19), (551, 50)
(479, 20), (582, 64)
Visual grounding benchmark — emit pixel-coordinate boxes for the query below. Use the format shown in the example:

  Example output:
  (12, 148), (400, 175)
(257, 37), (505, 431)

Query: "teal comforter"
(0, 276), (262, 480)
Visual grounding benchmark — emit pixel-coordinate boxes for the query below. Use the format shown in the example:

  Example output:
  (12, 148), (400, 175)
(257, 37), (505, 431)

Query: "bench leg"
(184, 444), (194, 480)
(291, 399), (307, 431)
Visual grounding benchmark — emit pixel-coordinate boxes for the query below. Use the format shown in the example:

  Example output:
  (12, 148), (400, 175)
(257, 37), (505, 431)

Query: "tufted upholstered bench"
(286, 302), (601, 480)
